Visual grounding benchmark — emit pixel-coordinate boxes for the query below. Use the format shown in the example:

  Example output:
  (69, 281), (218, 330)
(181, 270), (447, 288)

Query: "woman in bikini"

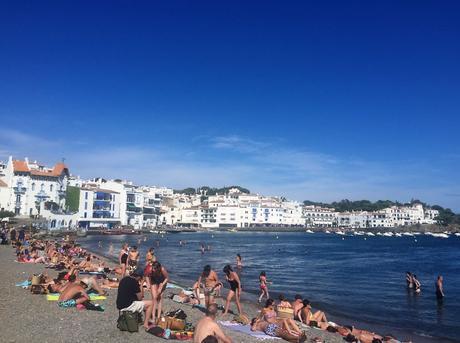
(261, 299), (302, 336)
(298, 299), (328, 327)
(149, 261), (169, 323)
(258, 271), (269, 303)
(197, 265), (222, 307)
(223, 264), (243, 315)
(118, 243), (129, 276)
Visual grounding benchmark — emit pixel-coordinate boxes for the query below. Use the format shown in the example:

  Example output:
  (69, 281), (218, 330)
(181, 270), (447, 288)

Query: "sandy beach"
(0, 244), (344, 343)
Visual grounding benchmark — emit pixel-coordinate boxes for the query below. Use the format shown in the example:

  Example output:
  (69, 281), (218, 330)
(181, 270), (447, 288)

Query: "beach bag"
(31, 275), (42, 286)
(117, 311), (139, 332)
(277, 306), (294, 319)
(233, 313), (250, 325)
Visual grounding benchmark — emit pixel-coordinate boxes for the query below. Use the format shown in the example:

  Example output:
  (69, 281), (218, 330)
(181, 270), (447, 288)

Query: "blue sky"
(0, 1), (459, 210)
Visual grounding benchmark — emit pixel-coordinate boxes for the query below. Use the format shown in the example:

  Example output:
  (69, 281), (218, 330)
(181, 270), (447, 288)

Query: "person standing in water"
(197, 265), (222, 307)
(236, 254), (242, 268)
(223, 264), (243, 315)
(436, 275), (445, 300)
(406, 272), (413, 289)
(258, 271), (269, 303)
(413, 274), (421, 294)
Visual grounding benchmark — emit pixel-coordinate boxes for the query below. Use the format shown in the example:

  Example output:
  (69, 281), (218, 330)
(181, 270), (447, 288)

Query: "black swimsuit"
(120, 252), (128, 264)
(228, 278), (239, 292)
(150, 270), (166, 285)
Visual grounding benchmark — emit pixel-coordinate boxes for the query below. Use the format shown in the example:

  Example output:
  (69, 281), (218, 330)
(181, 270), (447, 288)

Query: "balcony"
(13, 186), (27, 194)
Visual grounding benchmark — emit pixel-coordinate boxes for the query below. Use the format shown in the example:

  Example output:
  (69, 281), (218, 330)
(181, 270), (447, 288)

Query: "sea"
(78, 232), (460, 342)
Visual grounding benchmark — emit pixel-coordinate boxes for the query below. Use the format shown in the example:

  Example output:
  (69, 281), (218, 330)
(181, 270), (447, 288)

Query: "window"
(40, 183), (45, 191)
(31, 183), (35, 191)
(84, 212), (87, 218)
(50, 184), (53, 192)
(85, 192), (88, 200)
(84, 202), (88, 210)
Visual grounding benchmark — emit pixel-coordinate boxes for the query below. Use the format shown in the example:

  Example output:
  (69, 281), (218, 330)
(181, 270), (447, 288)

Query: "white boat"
(425, 232), (433, 236)
(305, 229), (314, 234)
(431, 233), (449, 238)
(402, 232), (414, 236)
(354, 231), (365, 236)
(395, 233), (402, 237)
(383, 232), (394, 237)
(325, 230), (331, 234)
(376, 232), (383, 236)
(366, 232), (375, 236)
(413, 232), (421, 235)
(455, 233), (460, 237)
(336, 231), (346, 235)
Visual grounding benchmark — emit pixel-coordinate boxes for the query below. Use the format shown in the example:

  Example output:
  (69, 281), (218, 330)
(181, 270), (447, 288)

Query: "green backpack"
(117, 311), (139, 332)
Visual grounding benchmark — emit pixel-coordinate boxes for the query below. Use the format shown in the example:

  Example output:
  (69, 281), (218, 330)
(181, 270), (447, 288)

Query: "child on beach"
(258, 271), (269, 303)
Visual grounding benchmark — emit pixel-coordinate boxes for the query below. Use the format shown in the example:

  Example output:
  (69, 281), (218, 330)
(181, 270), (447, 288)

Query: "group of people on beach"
(5, 225), (415, 343)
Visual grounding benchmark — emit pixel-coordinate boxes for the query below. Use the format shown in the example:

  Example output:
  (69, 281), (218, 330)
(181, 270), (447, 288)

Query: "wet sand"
(0, 245), (342, 342)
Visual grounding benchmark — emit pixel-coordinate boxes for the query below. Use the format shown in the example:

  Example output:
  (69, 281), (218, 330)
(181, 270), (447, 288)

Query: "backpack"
(117, 311), (139, 332)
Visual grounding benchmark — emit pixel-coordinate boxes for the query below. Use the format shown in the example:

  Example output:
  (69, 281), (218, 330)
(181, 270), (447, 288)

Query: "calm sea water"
(78, 232), (460, 342)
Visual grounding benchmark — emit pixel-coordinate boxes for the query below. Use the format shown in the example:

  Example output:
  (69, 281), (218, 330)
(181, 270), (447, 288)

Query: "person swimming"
(236, 254), (242, 268)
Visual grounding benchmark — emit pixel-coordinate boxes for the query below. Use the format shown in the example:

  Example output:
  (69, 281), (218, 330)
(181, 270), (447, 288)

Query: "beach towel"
(166, 282), (183, 289)
(15, 280), (31, 288)
(218, 321), (281, 340)
(47, 294), (107, 301)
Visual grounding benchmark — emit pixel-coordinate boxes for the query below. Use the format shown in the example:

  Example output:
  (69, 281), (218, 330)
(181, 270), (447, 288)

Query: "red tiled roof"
(0, 179), (7, 187)
(13, 159), (69, 177)
(13, 160), (30, 172)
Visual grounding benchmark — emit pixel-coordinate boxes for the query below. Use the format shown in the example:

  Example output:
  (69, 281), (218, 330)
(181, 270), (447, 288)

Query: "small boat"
(325, 230), (331, 234)
(228, 228), (238, 233)
(354, 231), (364, 236)
(454, 233), (460, 237)
(305, 229), (314, 234)
(425, 232), (433, 236)
(395, 233), (402, 237)
(366, 232), (375, 236)
(431, 233), (449, 238)
(336, 231), (346, 235)
(383, 232), (394, 237)
(402, 232), (414, 236)
(376, 232), (383, 236)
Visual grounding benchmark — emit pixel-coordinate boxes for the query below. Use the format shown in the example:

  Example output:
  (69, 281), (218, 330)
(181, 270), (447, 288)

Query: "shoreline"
(0, 243), (343, 343)
(78, 238), (447, 343)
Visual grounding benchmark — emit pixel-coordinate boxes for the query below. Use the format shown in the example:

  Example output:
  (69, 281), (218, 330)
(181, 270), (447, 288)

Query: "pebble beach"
(0, 245), (343, 343)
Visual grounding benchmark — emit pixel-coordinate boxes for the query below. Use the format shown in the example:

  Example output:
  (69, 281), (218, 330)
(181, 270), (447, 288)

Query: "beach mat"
(47, 294), (107, 301)
(219, 321), (281, 340)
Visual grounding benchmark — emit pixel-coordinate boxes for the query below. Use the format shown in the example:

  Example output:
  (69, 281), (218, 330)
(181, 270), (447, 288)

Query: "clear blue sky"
(1, 1), (459, 210)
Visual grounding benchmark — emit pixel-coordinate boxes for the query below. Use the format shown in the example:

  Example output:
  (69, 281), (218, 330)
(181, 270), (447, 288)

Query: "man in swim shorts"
(58, 274), (90, 307)
(193, 304), (232, 343)
(251, 317), (306, 343)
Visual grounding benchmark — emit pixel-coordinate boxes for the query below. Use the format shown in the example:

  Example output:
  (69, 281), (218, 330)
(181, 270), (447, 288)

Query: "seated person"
(251, 317), (306, 343)
(57, 274), (90, 307)
(291, 294), (303, 320)
(116, 268), (153, 329)
(298, 299), (327, 327)
(261, 299), (301, 336)
(278, 294), (292, 308)
(193, 304), (232, 343)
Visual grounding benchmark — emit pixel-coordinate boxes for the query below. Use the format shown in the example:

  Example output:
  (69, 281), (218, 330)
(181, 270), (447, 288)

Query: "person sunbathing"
(251, 317), (306, 343)
(336, 325), (384, 343)
(291, 294), (303, 320)
(57, 274), (90, 308)
(298, 299), (327, 327)
(260, 299), (302, 336)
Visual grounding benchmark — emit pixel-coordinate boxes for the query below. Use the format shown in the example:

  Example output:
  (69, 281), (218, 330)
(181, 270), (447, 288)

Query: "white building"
(0, 157), (69, 216)
(303, 205), (337, 227)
